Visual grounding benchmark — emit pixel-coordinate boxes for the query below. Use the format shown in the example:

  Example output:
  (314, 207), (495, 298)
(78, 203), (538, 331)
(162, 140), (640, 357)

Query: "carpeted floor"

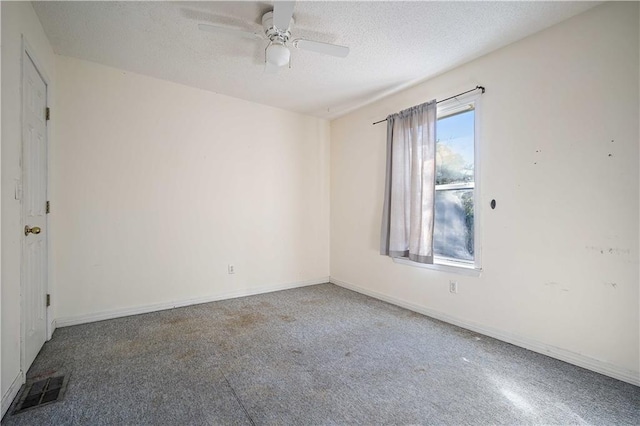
(2, 283), (639, 425)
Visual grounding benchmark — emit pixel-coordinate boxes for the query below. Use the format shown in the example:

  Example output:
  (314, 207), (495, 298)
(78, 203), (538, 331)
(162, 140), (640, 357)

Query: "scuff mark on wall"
(544, 282), (570, 292)
(585, 246), (630, 255)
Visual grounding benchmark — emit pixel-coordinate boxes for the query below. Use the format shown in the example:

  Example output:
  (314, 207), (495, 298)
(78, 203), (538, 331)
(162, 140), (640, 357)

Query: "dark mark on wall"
(608, 154), (612, 157)
(586, 246), (630, 255)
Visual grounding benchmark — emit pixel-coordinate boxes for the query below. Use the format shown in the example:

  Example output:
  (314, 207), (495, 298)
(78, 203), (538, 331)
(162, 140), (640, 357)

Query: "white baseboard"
(56, 277), (330, 328)
(330, 277), (640, 387)
(1, 372), (23, 418)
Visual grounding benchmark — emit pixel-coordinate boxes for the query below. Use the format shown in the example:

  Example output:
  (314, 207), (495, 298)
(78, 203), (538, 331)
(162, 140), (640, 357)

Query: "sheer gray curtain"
(380, 100), (437, 264)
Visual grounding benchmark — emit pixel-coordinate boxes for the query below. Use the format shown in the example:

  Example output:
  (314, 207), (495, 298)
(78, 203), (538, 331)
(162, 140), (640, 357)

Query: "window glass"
(434, 108), (475, 263)
(435, 110), (475, 185)
(434, 188), (474, 261)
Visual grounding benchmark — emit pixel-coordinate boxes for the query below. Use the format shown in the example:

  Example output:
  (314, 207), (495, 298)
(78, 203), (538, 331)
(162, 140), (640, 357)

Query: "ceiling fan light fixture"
(198, 1), (349, 73)
(266, 41), (290, 67)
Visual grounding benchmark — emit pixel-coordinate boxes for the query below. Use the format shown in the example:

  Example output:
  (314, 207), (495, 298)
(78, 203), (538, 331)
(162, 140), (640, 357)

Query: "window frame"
(393, 92), (482, 276)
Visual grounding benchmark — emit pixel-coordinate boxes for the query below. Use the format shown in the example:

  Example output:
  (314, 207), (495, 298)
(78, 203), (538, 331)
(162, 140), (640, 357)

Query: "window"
(393, 96), (481, 274)
(434, 106), (476, 265)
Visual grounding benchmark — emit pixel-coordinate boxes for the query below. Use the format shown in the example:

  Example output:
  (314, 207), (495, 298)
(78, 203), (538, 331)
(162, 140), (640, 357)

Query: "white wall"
(330, 2), (639, 383)
(1, 1), (56, 412)
(51, 56), (330, 322)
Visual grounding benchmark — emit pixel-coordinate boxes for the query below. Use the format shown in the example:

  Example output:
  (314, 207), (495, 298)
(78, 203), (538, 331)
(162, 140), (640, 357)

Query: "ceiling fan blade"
(273, 1), (295, 29)
(293, 39), (350, 58)
(264, 61), (280, 74)
(198, 24), (264, 41)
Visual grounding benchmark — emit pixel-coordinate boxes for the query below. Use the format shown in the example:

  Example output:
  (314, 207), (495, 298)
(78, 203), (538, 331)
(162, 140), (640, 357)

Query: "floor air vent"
(12, 375), (68, 414)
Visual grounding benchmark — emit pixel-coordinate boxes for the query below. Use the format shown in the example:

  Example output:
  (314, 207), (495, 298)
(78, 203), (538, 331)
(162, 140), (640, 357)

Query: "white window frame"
(393, 92), (482, 276)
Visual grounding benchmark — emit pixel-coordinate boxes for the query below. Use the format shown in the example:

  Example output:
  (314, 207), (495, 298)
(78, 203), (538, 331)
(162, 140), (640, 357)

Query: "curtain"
(380, 100), (437, 264)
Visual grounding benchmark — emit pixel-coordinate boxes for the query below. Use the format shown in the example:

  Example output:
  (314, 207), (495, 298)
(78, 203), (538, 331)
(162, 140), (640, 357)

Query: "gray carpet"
(2, 283), (639, 425)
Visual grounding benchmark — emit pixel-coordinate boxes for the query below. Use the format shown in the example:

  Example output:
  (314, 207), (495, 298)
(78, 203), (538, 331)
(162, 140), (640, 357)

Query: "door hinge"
(46, 201), (50, 214)
(45, 107), (50, 121)
(46, 294), (51, 307)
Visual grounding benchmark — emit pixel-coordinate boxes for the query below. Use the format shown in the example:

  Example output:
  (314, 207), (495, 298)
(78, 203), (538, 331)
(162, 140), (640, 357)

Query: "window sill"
(392, 257), (482, 277)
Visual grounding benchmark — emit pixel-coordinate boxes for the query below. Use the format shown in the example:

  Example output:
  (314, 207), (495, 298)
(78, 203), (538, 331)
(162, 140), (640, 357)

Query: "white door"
(22, 51), (48, 370)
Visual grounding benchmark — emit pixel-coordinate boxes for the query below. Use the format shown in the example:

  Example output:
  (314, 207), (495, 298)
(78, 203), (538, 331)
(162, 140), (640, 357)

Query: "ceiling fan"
(198, 1), (350, 73)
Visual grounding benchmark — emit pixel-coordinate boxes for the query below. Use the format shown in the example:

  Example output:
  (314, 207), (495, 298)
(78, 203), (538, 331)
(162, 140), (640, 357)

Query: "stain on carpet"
(166, 317), (189, 325)
(278, 315), (296, 323)
(224, 312), (266, 329)
(176, 350), (196, 361)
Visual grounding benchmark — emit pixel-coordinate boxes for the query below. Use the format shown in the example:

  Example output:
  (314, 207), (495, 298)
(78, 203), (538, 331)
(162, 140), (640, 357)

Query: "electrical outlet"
(228, 264), (235, 274)
(449, 280), (458, 293)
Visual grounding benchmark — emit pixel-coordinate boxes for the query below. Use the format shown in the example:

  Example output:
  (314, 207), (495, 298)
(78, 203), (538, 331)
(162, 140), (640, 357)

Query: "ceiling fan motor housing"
(198, 4), (349, 73)
(262, 11), (294, 43)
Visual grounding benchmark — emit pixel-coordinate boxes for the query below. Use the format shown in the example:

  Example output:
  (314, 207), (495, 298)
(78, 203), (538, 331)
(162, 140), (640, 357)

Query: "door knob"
(24, 226), (41, 236)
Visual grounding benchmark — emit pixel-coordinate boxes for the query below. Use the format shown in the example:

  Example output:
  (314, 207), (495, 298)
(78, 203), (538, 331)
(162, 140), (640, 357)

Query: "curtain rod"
(372, 85), (485, 125)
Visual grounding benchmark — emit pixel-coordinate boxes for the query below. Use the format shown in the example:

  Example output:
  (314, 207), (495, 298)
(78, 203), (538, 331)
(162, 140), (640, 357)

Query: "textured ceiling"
(33, 1), (597, 119)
